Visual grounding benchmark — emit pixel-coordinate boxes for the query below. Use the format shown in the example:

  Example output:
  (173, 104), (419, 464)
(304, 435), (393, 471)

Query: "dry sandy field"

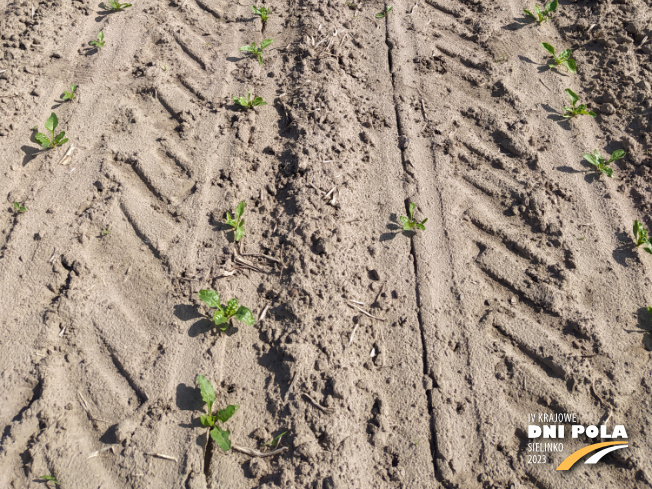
(1, 0), (651, 487)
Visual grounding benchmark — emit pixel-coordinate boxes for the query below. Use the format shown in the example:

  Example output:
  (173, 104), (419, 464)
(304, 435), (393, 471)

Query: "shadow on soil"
(630, 307), (652, 351)
(380, 213), (415, 241)
(612, 230), (639, 267)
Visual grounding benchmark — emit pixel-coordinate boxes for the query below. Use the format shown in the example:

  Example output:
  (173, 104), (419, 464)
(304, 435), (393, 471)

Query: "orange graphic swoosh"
(556, 441), (628, 470)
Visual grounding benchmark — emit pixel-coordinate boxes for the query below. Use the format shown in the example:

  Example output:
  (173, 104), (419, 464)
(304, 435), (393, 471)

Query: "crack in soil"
(383, 7), (440, 480)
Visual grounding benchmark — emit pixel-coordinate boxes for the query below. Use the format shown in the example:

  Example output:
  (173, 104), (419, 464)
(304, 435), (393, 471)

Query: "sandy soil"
(1, 0), (651, 487)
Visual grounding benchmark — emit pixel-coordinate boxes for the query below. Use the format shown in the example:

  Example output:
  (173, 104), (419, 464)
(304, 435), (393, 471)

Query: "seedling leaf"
(199, 289), (221, 308)
(39, 475), (60, 485)
(213, 309), (229, 328)
(216, 404), (239, 423)
(62, 83), (77, 102)
(45, 113), (57, 132)
(634, 220), (652, 254)
(609, 149), (626, 162)
(541, 43), (555, 55)
(376, 5), (393, 18)
(13, 202), (26, 213)
(261, 38), (273, 49)
(264, 431), (288, 448)
(211, 426), (232, 452)
(558, 49), (571, 61)
(252, 5), (269, 22)
(545, 0), (558, 13)
(225, 201), (246, 242)
(234, 306), (255, 326)
(565, 59), (577, 74)
(196, 374), (216, 409)
(200, 413), (215, 427)
(566, 88), (578, 104)
(35, 133), (51, 148)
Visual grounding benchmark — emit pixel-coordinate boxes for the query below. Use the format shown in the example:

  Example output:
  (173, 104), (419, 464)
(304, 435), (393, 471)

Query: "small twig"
(372, 282), (386, 308)
(58, 144), (75, 166)
(347, 302), (386, 321)
(218, 269), (237, 278)
(78, 392), (89, 413)
(258, 303), (270, 321)
(232, 445), (289, 458)
(234, 256), (264, 273)
(308, 182), (325, 195)
(238, 241), (281, 264)
(145, 453), (178, 462)
(87, 446), (114, 460)
(348, 322), (360, 347)
(303, 393), (335, 414)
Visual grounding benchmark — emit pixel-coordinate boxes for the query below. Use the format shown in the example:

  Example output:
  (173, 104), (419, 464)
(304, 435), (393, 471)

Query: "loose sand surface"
(1, 0), (651, 487)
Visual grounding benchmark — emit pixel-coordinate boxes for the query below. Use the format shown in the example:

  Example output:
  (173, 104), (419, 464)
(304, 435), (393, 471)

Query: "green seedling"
(633, 220), (652, 255)
(225, 201), (246, 242)
(400, 202), (428, 232)
(90, 31), (105, 48)
(376, 5), (393, 18)
(13, 202), (26, 213)
(252, 5), (269, 23)
(104, 0), (132, 11)
(263, 431), (288, 449)
(562, 88), (596, 118)
(35, 113), (68, 149)
(524, 0), (557, 23)
(239, 39), (273, 65)
(62, 83), (77, 102)
(198, 289), (255, 330)
(647, 306), (652, 319)
(101, 226), (110, 236)
(233, 92), (267, 110)
(541, 43), (576, 73)
(197, 375), (239, 452)
(582, 149), (625, 178)
(39, 475), (60, 485)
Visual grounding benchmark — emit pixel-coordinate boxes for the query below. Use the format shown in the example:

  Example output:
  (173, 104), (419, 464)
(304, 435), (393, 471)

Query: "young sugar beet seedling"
(104, 0), (132, 11)
(524, 0), (557, 24)
(376, 5), (393, 18)
(233, 92), (267, 110)
(90, 31), (105, 48)
(198, 289), (255, 331)
(13, 202), (26, 213)
(541, 43), (576, 74)
(582, 149), (625, 178)
(35, 113), (68, 149)
(196, 375), (239, 452)
(62, 83), (77, 102)
(562, 89), (596, 118)
(633, 220), (652, 255)
(239, 39), (273, 65)
(252, 5), (269, 24)
(225, 201), (246, 242)
(400, 202), (428, 232)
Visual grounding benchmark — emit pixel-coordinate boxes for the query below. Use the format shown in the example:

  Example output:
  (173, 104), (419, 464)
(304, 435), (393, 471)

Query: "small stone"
(600, 103), (615, 115)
